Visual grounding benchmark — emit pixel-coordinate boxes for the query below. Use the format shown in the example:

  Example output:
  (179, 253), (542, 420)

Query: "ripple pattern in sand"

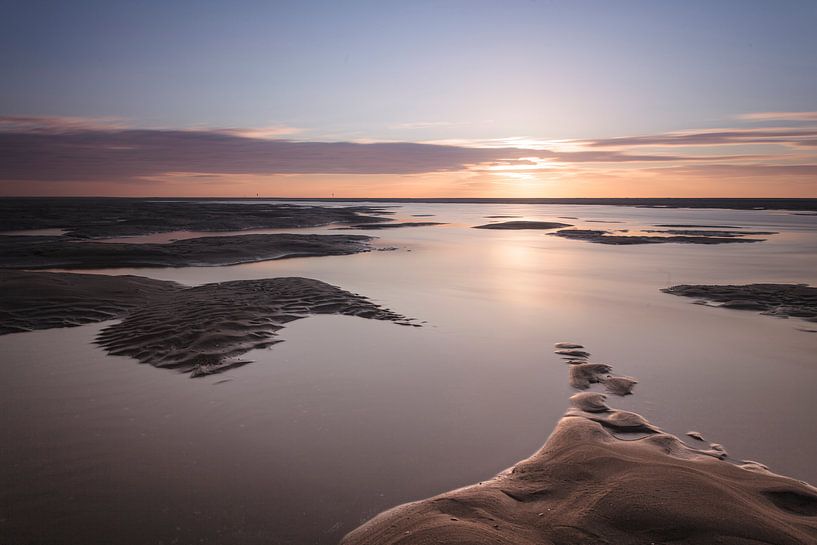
(95, 277), (416, 377)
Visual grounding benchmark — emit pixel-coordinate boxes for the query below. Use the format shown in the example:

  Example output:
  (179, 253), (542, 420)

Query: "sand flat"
(0, 233), (375, 269)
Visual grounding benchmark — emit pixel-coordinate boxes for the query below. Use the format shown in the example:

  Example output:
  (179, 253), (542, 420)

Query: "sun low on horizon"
(1, 0), (816, 198)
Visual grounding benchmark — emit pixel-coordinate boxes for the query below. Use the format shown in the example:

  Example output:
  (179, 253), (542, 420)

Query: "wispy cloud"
(736, 111), (817, 122)
(580, 128), (817, 149)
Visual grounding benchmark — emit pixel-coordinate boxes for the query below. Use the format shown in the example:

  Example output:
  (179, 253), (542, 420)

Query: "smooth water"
(2, 203), (816, 545)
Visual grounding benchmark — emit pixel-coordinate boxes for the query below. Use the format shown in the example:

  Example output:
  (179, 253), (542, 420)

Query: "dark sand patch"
(662, 283), (817, 323)
(0, 199), (392, 238)
(550, 228), (766, 245)
(342, 344), (817, 545)
(1, 272), (415, 377)
(411, 214), (436, 217)
(0, 233), (374, 269)
(585, 219), (624, 223)
(333, 222), (446, 230)
(554, 348), (590, 358)
(95, 277), (415, 377)
(644, 229), (777, 238)
(554, 342), (583, 349)
(655, 224), (744, 229)
(0, 271), (181, 335)
(473, 221), (572, 230)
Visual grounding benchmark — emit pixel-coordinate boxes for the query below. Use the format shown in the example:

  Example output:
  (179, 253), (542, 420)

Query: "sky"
(1, 0), (816, 197)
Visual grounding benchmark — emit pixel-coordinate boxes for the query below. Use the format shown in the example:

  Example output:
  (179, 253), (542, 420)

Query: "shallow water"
(2, 202), (816, 545)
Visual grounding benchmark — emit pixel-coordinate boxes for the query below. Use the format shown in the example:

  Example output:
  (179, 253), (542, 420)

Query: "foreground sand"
(342, 344), (817, 545)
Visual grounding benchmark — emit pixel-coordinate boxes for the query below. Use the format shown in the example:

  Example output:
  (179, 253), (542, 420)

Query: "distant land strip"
(2, 197), (815, 211)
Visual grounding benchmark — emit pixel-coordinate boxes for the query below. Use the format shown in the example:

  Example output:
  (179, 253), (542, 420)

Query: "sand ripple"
(95, 277), (415, 377)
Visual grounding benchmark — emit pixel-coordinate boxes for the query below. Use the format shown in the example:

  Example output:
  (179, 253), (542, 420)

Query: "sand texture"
(550, 228), (767, 245)
(0, 199), (392, 238)
(663, 283), (817, 322)
(473, 221), (572, 230)
(0, 233), (374, 269)
(0, 270), (181, 335)
(95, 277), (415, 377)
(1, 272), (415, 377)
(342, 343), (817, 545)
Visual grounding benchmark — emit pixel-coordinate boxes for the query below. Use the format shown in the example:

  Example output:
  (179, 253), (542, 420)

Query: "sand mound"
(342, 343), (817, 545)
(95, 277), (415, 377)
(0, 270), (181, 335)
(663, 283), (817, 323)
(0, 233), (374, 269)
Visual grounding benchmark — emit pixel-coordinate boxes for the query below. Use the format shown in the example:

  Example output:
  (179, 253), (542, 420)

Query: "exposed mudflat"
(0, 199), (391, 238)
(550, 228), (767, 245)
(663, 283), (817, 323)
(342, 343), (817, 545)
(95, 277), (415, 377)
(0, 233), (374, 269)
(473, 221), (572, 230)
(0, 270), (181, 335)
(0, 271), (415, 377)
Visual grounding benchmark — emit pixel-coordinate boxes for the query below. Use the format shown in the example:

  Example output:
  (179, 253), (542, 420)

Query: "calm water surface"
(2, 203), (816, 544)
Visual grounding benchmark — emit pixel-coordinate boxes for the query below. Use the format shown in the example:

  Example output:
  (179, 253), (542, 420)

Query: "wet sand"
(342, 343), (817, 545)
(0, 271), (414, 377)
(96, 277), (415, 377)
(1, 200), (816, 545)
(0, 233), (375, 269)
(0, 270), (180, 335)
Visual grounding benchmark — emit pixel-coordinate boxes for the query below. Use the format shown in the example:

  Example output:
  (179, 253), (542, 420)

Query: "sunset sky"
(1, 0), (816, 197)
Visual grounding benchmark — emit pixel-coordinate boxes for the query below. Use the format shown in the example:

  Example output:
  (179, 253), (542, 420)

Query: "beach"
(1, 199), (816, 544)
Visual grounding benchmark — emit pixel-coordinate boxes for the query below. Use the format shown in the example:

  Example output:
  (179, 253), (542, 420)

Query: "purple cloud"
(1, 118), (748, 183)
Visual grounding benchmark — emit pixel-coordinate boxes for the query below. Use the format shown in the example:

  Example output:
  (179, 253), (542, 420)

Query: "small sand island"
(550, 228), (770, 245)
(663, 283), (817, 323)
(342, 343), (817, 545)
(334, 221), (446, 230)
(1, 271), (415, 377)
(473, 221), (572, 230)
